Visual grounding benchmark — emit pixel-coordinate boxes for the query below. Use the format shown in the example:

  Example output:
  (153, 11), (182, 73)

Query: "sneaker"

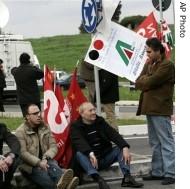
(66, 177), (79, 189)
(98, 177), (110, 189)
(161, 177), (175, 185)
(142, 174), (164, 181)
(121, 175), (144, 188)
(57, 169), (73, 189)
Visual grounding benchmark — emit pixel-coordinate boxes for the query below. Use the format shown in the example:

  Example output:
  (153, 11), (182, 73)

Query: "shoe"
(98, 176), (110, 189)
(57, 169), (73, 189)
(66, 177), (79, 189)
(121, 175), (144, 188)
(142, 174), (164, 181)
(161, 177), (175, 185)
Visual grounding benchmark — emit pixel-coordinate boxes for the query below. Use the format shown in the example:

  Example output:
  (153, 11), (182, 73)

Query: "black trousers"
(0, 88), (5, 112)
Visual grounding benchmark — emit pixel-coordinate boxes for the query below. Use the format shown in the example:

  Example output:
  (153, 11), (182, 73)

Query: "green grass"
(1, 117), (146, 131)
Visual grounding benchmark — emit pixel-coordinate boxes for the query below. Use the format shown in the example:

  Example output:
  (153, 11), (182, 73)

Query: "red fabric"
(58, 68), (87, 168)
(136, 12), (159, 38)
(67, 68), (87, 122)
(44, 65), (70, 168)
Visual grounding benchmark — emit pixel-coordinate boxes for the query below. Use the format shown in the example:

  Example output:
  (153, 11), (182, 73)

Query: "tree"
(120, 15), (146, 30)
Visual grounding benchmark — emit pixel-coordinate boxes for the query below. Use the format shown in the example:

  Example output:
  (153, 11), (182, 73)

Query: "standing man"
(79, 59), (95, 103)
(11, 53), (44, 116)
(15, 104), (79, 189)
(71, 102), (143, 189)
(0, 123), (20, 189)
(98, 69), (119, 131)
(135, 38), (175, 185)
(0, 59), (6, 112)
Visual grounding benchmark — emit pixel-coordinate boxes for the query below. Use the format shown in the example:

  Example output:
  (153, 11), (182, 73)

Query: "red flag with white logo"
(136, 12), (159, 38)
(44, 65), (69, 167)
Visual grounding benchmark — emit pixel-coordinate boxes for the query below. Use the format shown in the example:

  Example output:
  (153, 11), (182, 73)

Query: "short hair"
(0, 59), (3, 64)
(78, 102), (92, 114)
(25, 103), (39, 115)
(146, 38), (165, 55)
(19, 53), (30, 65)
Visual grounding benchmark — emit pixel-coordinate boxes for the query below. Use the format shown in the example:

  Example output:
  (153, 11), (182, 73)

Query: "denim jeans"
(23, 159), (63, 189)
(76, 146), (130, 176)
(146, 115), (175, 178)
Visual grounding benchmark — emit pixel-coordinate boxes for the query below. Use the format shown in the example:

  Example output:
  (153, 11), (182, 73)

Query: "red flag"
(67, 68), (87, 122)
(160, 20), (174, 59)
(44, 65), (70, 167)
(136, 12), (159, 38)
(58, 68), (87, 168)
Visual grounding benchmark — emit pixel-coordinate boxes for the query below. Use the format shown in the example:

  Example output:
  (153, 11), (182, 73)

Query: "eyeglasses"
(28, 111), (41, 116)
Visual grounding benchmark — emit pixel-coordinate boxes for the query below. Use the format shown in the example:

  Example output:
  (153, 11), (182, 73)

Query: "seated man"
(71, 102), (144, 189)
(15, 104), (79, 189)
(0, 123), (20, 189)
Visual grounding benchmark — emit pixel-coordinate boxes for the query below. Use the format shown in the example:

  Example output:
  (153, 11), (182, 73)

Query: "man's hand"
(38, 159), (49, 171)
(4, 155), (14, 167)
(122, 147), (132, 165)
(89, 152), (98, 169)
(0, 159), (9, 172)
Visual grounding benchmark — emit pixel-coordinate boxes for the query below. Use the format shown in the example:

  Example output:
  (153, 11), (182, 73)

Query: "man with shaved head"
(71, 102), (143, 189)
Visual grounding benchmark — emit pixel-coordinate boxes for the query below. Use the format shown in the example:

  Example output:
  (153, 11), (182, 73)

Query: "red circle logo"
(93, 40), (104, 50)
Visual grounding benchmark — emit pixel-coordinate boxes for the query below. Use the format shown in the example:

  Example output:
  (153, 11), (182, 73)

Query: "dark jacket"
(97, 69), (119, 104)
(11, 64), (43, 104)
(0, 69), (6, 89)
(71, 116), (129, 157)
(135, 59), (175, 116)
(79, 60), (94, 82)
(0, 123), (20, 157)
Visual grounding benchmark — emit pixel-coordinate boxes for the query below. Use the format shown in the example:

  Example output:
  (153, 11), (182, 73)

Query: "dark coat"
(135, 59), (175, 116)
(97, 69), (119, 104)
(11, 64), (43, 104)
(70, 116), (130, 156)
(0, 123), (20, 157)
(0, 69), (6, 89)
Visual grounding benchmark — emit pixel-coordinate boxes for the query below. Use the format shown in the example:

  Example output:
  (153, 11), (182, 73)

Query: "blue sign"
(82, 0), (97, 33)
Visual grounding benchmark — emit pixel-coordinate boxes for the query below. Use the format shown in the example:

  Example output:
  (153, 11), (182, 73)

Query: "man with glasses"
(15, 104), (79, 189)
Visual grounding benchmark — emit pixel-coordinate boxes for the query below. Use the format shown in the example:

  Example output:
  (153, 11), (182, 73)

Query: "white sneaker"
(66, 177), (79, 189)
(57, 169), (73, 189)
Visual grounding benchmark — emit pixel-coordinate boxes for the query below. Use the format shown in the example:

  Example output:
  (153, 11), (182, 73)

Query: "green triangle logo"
(116, 40), (135, 66)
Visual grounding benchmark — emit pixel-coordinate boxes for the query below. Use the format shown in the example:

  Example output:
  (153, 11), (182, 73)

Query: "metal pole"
(94, 66), (101, 115)
(159, 0), (164, 34)
(172, 0), (175, 25)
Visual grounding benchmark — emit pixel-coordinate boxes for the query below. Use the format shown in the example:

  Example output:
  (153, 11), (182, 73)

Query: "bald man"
(71, 102), (143, 189)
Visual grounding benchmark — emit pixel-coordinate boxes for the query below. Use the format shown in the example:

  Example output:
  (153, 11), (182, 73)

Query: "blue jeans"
(146, 115), (175, 178)
(23, 159), (63, 189)
(76, 146), (130, 176)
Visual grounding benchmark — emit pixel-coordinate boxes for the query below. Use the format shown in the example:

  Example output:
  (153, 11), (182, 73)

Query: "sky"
(1, 0), (175, 38)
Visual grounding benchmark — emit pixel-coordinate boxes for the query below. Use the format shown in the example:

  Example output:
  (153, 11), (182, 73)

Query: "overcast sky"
(2, 0), (174, 38)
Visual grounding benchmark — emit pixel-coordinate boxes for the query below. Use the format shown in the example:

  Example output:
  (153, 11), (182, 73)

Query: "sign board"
(152, 0), (171, 11)
(85, 22), (147, 82)
(82, 0), (97, 33)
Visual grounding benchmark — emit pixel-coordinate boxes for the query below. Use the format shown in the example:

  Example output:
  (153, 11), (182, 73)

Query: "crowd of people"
(0, 38), (175, 189)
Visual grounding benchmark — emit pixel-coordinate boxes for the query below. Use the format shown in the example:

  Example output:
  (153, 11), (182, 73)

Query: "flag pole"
(159, 0), (164, 40)
(53, 65), (56, 93)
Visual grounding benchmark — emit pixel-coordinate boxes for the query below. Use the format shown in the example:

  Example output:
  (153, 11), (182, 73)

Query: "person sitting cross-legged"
(15, 103), (79, 189)
(71, 102), (144, 189)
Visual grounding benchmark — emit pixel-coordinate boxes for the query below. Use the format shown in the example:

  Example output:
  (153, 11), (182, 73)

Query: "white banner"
(85, 22), (147, 82)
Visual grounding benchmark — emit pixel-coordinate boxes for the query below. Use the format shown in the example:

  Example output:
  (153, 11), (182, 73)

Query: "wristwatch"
(42, 156), (51, 161)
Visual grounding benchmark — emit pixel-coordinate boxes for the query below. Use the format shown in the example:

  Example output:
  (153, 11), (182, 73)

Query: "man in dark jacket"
(11, 53), (44, 116)
(0, 123), (20, 189)
(98, 69), (119, 131)
(0, 59), (6, 112)
(71, 102), (143, 189)
(135, 38), (175, 185)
